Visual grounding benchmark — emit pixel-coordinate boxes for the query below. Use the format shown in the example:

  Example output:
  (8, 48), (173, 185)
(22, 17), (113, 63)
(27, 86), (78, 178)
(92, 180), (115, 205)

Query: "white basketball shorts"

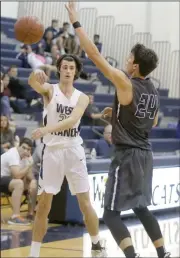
(38, 144), (89, 195)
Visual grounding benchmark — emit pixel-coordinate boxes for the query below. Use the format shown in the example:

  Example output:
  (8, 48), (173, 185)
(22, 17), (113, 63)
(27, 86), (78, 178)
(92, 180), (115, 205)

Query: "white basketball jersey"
(43, 84), (83, 148)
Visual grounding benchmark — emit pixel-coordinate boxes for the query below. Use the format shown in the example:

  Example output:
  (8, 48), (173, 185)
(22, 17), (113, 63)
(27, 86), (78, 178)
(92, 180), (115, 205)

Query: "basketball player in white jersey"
(28, 54), (106, 258)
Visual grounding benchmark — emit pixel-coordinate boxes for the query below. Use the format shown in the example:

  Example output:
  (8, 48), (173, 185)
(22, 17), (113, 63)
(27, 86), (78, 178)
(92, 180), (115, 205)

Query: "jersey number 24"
(135, 93), (158, 119)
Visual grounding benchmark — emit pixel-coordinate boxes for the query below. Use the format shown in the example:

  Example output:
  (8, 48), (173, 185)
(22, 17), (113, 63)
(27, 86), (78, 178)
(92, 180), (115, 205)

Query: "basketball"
(14, 16), (44, 44)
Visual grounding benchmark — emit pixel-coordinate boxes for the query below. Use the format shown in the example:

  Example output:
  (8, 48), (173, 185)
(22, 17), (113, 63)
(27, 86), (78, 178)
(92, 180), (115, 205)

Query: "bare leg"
(77, 192), (99, 236)
(28, 179), (38, 215)
(29, 191), (53, 257)
(8, 179), (24, 216)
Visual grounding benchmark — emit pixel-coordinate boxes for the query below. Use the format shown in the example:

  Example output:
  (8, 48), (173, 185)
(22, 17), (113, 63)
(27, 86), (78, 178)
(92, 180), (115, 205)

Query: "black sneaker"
(91, 239), (107, 257)
(164, 253), (171, 258)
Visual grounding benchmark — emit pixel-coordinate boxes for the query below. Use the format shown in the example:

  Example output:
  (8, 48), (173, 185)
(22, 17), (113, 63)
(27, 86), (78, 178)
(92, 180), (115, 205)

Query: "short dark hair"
(52, 19), (58, 23)
(20, 137), (33, 149)
(131, 43), (159, 76)
(56, 54), (83, 80)
(63, 22), (69, 27)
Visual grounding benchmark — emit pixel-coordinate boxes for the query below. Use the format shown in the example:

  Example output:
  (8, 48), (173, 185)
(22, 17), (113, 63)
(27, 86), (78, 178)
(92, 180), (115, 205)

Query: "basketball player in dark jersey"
(66, 2), (171, 258)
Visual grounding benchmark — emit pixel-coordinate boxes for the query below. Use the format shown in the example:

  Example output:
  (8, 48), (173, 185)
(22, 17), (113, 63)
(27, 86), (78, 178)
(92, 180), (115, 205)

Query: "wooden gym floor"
(1, 203), (179, 257)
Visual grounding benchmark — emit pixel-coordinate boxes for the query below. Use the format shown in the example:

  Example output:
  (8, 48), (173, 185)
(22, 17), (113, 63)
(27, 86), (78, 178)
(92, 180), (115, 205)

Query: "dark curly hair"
(56, 54), (83, 80)
(131, 43), (159, 77)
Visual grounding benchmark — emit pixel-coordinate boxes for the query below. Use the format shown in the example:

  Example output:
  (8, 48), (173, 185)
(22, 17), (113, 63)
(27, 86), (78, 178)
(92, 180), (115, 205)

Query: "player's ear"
(133, 63), (138, 71)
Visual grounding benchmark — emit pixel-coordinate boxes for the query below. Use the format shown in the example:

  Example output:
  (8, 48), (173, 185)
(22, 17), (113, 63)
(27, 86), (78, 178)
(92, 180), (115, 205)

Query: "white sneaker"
(91, 239), (107, 257)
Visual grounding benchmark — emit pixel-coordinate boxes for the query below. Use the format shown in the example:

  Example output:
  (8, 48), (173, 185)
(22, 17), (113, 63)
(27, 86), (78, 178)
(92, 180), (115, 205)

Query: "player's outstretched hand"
(31, 127), (48, 140)
(65, 1), (78, 24)
(102, 107), (112, 118)
(33, 69), (48, 85)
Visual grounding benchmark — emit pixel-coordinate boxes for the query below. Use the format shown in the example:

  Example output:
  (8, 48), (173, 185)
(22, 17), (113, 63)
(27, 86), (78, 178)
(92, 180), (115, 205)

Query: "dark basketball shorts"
(0, 176), (12, 194)
(104, 147), (153, 212)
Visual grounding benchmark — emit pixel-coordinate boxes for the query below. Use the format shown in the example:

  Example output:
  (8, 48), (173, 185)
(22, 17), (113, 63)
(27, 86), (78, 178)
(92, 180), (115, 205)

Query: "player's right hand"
(34, 70), (48, 85)
(102, 107), (112, 118)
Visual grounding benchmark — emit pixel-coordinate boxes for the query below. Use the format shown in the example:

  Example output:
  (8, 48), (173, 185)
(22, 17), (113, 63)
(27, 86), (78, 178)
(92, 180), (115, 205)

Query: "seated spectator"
(1, 115), (14, 152)
(2, 73), (11, 97)
(7, 65), (33, 105)
(0, 138), (37, 225)
(17, 45), (57, 78)
(82, 94), (106, 126)
(32, 140), (43, 180)
(81, 34), (102, 58)
(0, 79), (11, 119)
(95, 124), (113, 158)
(94, 34), (102, 53)
(36, 30), (55, 55)
(64, 34), (81, 55)
(44, 19), (60, 39)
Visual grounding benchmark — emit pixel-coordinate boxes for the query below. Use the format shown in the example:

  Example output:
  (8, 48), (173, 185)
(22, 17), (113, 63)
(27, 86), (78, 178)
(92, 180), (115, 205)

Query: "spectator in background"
(7, 65), (33, 105)
(94, 34), (102, 53)
(17, 45), (57, 78)
(44, 19), (60, 39)
(32, 140), (43, 180)
(0, 138), (37, 225)
(42, 30), (54, 53)
(81, 34), (102, 58)
(2, 73), (11, 97)
(1, 115), (14, 152)
(0, 79), (12, 119)
(82, 94), (106, 126)
(95, 124), (113, 158)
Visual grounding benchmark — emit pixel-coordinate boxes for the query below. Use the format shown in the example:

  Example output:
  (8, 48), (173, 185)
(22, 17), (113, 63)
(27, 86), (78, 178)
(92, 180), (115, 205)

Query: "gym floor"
(1, 206), (179, 257)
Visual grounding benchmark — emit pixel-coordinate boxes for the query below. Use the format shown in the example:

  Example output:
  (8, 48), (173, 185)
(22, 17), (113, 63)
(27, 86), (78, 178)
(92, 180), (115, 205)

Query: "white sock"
(91, 235), (100, 244)
(29, 241), (41, 257)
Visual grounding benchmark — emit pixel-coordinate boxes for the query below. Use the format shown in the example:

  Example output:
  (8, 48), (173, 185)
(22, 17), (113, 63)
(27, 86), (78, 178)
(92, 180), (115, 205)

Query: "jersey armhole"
(43, 84), (55, 108)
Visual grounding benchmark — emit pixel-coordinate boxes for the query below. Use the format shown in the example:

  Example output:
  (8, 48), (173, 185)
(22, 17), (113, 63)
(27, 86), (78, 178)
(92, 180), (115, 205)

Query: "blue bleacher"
(1, 49), (18, 58)
(1, 43), (16, 50)
(84, 138), (180, 152)
(1, 15), (179, 156)
(1, 57), (22, 67)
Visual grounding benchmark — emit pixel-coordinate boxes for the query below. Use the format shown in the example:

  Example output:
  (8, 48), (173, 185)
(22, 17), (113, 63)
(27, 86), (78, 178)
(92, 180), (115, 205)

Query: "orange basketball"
(14, 16), (44, 44)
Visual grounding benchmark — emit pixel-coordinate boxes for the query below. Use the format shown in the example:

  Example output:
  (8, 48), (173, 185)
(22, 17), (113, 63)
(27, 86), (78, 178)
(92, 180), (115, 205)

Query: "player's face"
(104, 125), (112, 143)
(126, 53), (136, 75)
(60, 60), (76, 83)
(9, 68), (18, 78)
(1, 116), (8, 129)
(19, 143), (31, 159)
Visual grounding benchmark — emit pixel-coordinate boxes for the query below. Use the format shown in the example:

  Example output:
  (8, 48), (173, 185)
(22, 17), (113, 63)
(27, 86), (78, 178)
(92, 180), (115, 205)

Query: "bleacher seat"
(1, 57), (22, 67)
(157, 89), (169, 97)
(149, 127), (177, 138)
(1, 43), (16, 50)
(1, 17), (16, 23)
(1, 49), (18, 58)
(15, 127), (27, 138)
(83, 65), (99, 74)
(162, 106), (180, 118)
(84, 138), (180, 152)
(80, 126), (104, 139)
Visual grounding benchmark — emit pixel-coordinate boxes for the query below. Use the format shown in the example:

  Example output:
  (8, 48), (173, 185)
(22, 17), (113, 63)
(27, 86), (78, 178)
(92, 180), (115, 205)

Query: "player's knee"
(11, 179), (24, 192)
(36, 193), (52, 216)
(29, 179), (38, 194)
(103, 208), (118, 226)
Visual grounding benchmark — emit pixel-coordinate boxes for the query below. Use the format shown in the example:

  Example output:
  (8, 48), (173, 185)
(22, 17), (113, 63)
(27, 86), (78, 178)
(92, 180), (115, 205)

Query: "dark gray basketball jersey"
(111, 77), (159, 150)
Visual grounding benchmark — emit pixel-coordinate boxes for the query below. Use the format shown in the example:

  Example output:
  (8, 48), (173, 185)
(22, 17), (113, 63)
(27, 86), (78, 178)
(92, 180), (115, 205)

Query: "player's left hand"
(31, 127), (48, 140)
(65, 1), (78, 24)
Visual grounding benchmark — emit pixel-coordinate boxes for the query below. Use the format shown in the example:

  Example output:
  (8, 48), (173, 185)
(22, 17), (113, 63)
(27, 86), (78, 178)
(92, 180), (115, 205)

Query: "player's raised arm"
(65, 2), (133, 105)
(28, 70), (52, 96)
(32, 93), (89, 139)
